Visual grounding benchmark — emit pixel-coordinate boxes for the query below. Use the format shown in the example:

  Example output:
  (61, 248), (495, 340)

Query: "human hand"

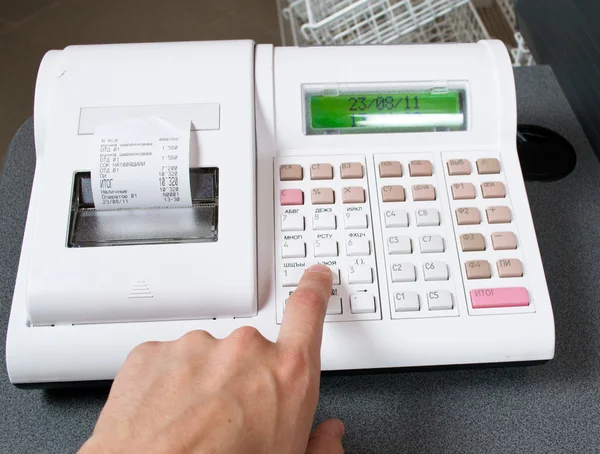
(79, 264), (343, 454)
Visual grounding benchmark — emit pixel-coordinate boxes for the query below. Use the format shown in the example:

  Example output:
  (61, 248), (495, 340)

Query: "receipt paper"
(92, 117), (192, 210)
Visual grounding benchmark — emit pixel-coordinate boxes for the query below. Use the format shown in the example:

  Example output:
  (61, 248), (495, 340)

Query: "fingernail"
(306, 264), (332, 274)
(337, 420), (345, 438)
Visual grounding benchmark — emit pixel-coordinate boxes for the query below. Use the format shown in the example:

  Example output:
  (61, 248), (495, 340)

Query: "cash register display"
(305, 88), (466, 134)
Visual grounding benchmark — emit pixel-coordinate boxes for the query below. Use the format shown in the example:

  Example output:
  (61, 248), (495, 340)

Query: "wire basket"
(282, 0), (488, 46)
(496, 0), (516, 29)
(497, 0), (534, 66)
(511, 31), (534, 67)
(279, 0), (533, 66)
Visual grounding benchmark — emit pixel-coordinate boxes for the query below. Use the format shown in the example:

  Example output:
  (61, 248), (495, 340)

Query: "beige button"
(340, 162), (363, 179)
(465, 260), (491, 279)
(447, 159), (471, 175)
(451, 183), (476, 200)
(476, 158), (501, 174)
(310, 163), (333, 180)
(342, 187), (365, 204)
(382, 185), (405, 202)
(379, 161), (402, 178)
(460, 233), (485, 252)
(456, 207), (481, 225)
(487, 206), (511, 224)
(280, 164), (303, 181)
(497, 259), (523, 278)
(409, 160), (433, 177)
(412, 184), (436, 201)
(311, 188), (334, 205)
(481, 181), (506, 198)
(491, 232), (517, 250)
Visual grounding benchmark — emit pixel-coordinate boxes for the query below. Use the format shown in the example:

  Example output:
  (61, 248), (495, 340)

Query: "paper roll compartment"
(68, 169), (219, 247)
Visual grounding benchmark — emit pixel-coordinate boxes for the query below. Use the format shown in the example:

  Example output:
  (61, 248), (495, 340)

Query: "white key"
(346, 238), (370, 256)
(344, 212), (368, 229)
(282, 240), (306, 258)
(387, 236), (412, 254)
(423, 262), (448, 281)
(281, 214), (304, 232)
(427, 290), (454, 310)
(350, 294), (376, 314)
(326, 297), (343, 315)
(392, 291), (420, 312)
(384, 209), (409, 228)
(314, 239), (338, 258)
(282, 267), (304, 287)
(313, 212), (336, 230)
(327, 266), (341, 285)
(416, 209), (440, 227)
(419, 235), (444, 253)
(390, 263), (416, 282)
(347, 265), (373, 284)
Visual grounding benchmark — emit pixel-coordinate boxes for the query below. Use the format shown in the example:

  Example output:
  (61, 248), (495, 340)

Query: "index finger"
(277, 264), (333, 354)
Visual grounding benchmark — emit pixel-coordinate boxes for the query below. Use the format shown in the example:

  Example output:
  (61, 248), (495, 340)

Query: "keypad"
(275, 156), (380, 323)
(444, 153), (529, 314)
(375, 154), (459, 320)
(275, 153), (533, 323)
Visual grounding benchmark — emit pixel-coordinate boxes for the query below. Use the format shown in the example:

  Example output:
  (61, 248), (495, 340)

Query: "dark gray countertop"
(1, 66), (600, 453)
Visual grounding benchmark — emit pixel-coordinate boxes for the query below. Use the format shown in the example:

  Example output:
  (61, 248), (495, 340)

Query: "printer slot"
(68, 169), (219, 247)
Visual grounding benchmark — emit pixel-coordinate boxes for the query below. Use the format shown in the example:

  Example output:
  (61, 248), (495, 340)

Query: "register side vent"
(128, 281), (153, 299)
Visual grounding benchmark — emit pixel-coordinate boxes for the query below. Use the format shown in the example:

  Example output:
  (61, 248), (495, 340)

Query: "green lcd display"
(306, 90), (466, 134)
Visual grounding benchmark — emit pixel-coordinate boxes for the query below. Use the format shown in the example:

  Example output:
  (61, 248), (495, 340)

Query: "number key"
(346, 238), (370, 256)
(314, 239), (338, 258)
(282, 240), (306, 259)
(313, 213), (336, 230)
(345, 212), (368, 229)
(347, 265), (373, 284)
(281, 214), (304, 232)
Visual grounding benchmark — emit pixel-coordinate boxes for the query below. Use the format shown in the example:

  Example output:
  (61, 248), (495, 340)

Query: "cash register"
(5, 39), (555, 385)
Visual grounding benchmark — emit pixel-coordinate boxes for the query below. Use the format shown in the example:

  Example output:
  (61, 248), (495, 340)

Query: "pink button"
(280, 189), (303, 206)
(470, 287), (529, 309)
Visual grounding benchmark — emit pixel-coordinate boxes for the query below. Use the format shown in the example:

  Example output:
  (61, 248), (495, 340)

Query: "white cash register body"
(6, 40), (554, 385)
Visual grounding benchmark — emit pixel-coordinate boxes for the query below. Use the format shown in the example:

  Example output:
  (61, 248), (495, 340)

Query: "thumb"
(305, 419), (345, 454)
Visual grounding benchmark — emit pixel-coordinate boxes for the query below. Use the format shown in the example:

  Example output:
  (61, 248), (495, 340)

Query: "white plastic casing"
(6, 40), (554, 385)
(25, 41), (257, 326)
